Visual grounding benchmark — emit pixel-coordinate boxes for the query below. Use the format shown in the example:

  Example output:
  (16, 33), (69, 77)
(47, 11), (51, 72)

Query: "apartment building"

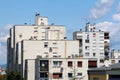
(25, 57), (101, 80)
(109, 49), (120, 65)
(7, 13), (66, 72)
(7, 14), (107, 80)
(73, 22), (110, 62)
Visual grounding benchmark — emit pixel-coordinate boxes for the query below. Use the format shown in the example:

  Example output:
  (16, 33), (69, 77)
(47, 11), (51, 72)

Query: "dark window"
(104, 33), (109, 39)
(77, 61), (82, 67)
(77, 73), (82, 76)
(100, 59), (104, 63)
(93, 53), (96, 57)
(40, 60), (49, 71)
(85, 39), (89, 43)
(68, 73), (72, 78)
(40, 72), (48, 78)
(44, 42), (48, 48)
(49, 47), (52, 52)
(53, 73), (62, 79)
(88, 61), (97, 68)
(119, 60), (120, 63)
(68, 61), (72, 67)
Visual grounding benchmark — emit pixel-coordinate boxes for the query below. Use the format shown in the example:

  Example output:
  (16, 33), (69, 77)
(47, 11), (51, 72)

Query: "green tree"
(7, 71), (24, 80)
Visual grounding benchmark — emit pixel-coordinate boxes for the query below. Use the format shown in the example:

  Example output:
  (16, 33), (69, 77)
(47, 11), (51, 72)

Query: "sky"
(0, 0), (120, 64)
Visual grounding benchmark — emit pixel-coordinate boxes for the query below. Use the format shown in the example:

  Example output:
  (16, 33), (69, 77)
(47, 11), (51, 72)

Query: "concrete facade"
(7, 14), (110, 80)
(73, 22), (110, 60)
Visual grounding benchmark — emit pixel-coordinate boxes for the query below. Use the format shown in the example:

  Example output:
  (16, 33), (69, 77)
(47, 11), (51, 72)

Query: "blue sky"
(0, 0), (120, 64)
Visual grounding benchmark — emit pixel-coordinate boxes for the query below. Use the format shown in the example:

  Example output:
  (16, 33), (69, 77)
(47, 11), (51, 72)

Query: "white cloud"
(96, 21), (120, 49)
(90, 0), (114, 19)
(0, 24), (10, 64)
(112, 13), (120, 21)
(0, 34), (9, 42)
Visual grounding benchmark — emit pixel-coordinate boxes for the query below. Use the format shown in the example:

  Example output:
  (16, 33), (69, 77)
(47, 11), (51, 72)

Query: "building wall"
(73, 23), (110, 60)
(26, 58), (99, 80)
(21, 40), (79, 77)
(7, 15), (66, 72)
(89, 74), (108, 80)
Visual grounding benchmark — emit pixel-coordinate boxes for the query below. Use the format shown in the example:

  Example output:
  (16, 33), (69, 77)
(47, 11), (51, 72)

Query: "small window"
(41, 22), (44, 26)
(93, 53), (96, 57)
(49, 47), (52, 52)
(77, 61), (82, 67)
(77, 73), (82, 77)
(100, 59), (104, 63)
(85, 52), (89, 56)
(44, 42), (48, 48)
(118, 60), (120, 63)
(111, 60), (115, 64)
(85, 39), (89, 43)
(85, 46), (90, 50)
(40, 72), (48, 78)
(88, 61), (97, 68)
(53, 61), (58, 66)
(53, 73), (62, 79)
(68, 61), (72, 67)
(100, 53), (104, 57)
(68, 73), (72, 78)
(44, 52), (48, 54)
(53, 52), (57, 54)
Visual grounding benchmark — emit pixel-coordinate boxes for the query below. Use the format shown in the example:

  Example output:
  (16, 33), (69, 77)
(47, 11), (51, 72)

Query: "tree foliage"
(7, 71), (24, 80)
(0, 75), (6, 80)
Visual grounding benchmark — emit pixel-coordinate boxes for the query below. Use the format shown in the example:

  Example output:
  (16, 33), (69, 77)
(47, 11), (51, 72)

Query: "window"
(77, 73), (82, 77)
(44, 52), (48, 54)
(53, 73), (62, 79)
(104, 33), (109, 39)
(100, 59), (104, 63)
(93, 33), (96, 37)
(41, 22), (44, 26)
(53, 61), (63, 67)
(44, 42), (48, 48)
(77, 61), (82, 67)
(49, 47), (52, 52)
(40, 72), (48, 78)
(53, 52), (57, 54)
(88, 61), (97, 68)
(40, 60), (49, 71)
(85, 39), (89, 43)
(119, 60), (120, 63)
(93, 53), (96, 57)
(111, 60), (115, 64)
(68, 61), (72, 67)
(100, 53), (104, 57)
(85, 46), (89, 50)
(68, 73), (72, 78)
(85, 52), (89, 56)
(53, 61), (58, 66)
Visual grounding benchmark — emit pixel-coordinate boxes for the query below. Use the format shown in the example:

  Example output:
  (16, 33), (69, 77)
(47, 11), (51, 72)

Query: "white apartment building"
(73, 22), (110, 62)
(109, 49), (120, 64)
(18, 40), (79, 77)
(7, 14), (106, 80)
(7, 13), (66, 72)
(25, 57), (101, 80)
